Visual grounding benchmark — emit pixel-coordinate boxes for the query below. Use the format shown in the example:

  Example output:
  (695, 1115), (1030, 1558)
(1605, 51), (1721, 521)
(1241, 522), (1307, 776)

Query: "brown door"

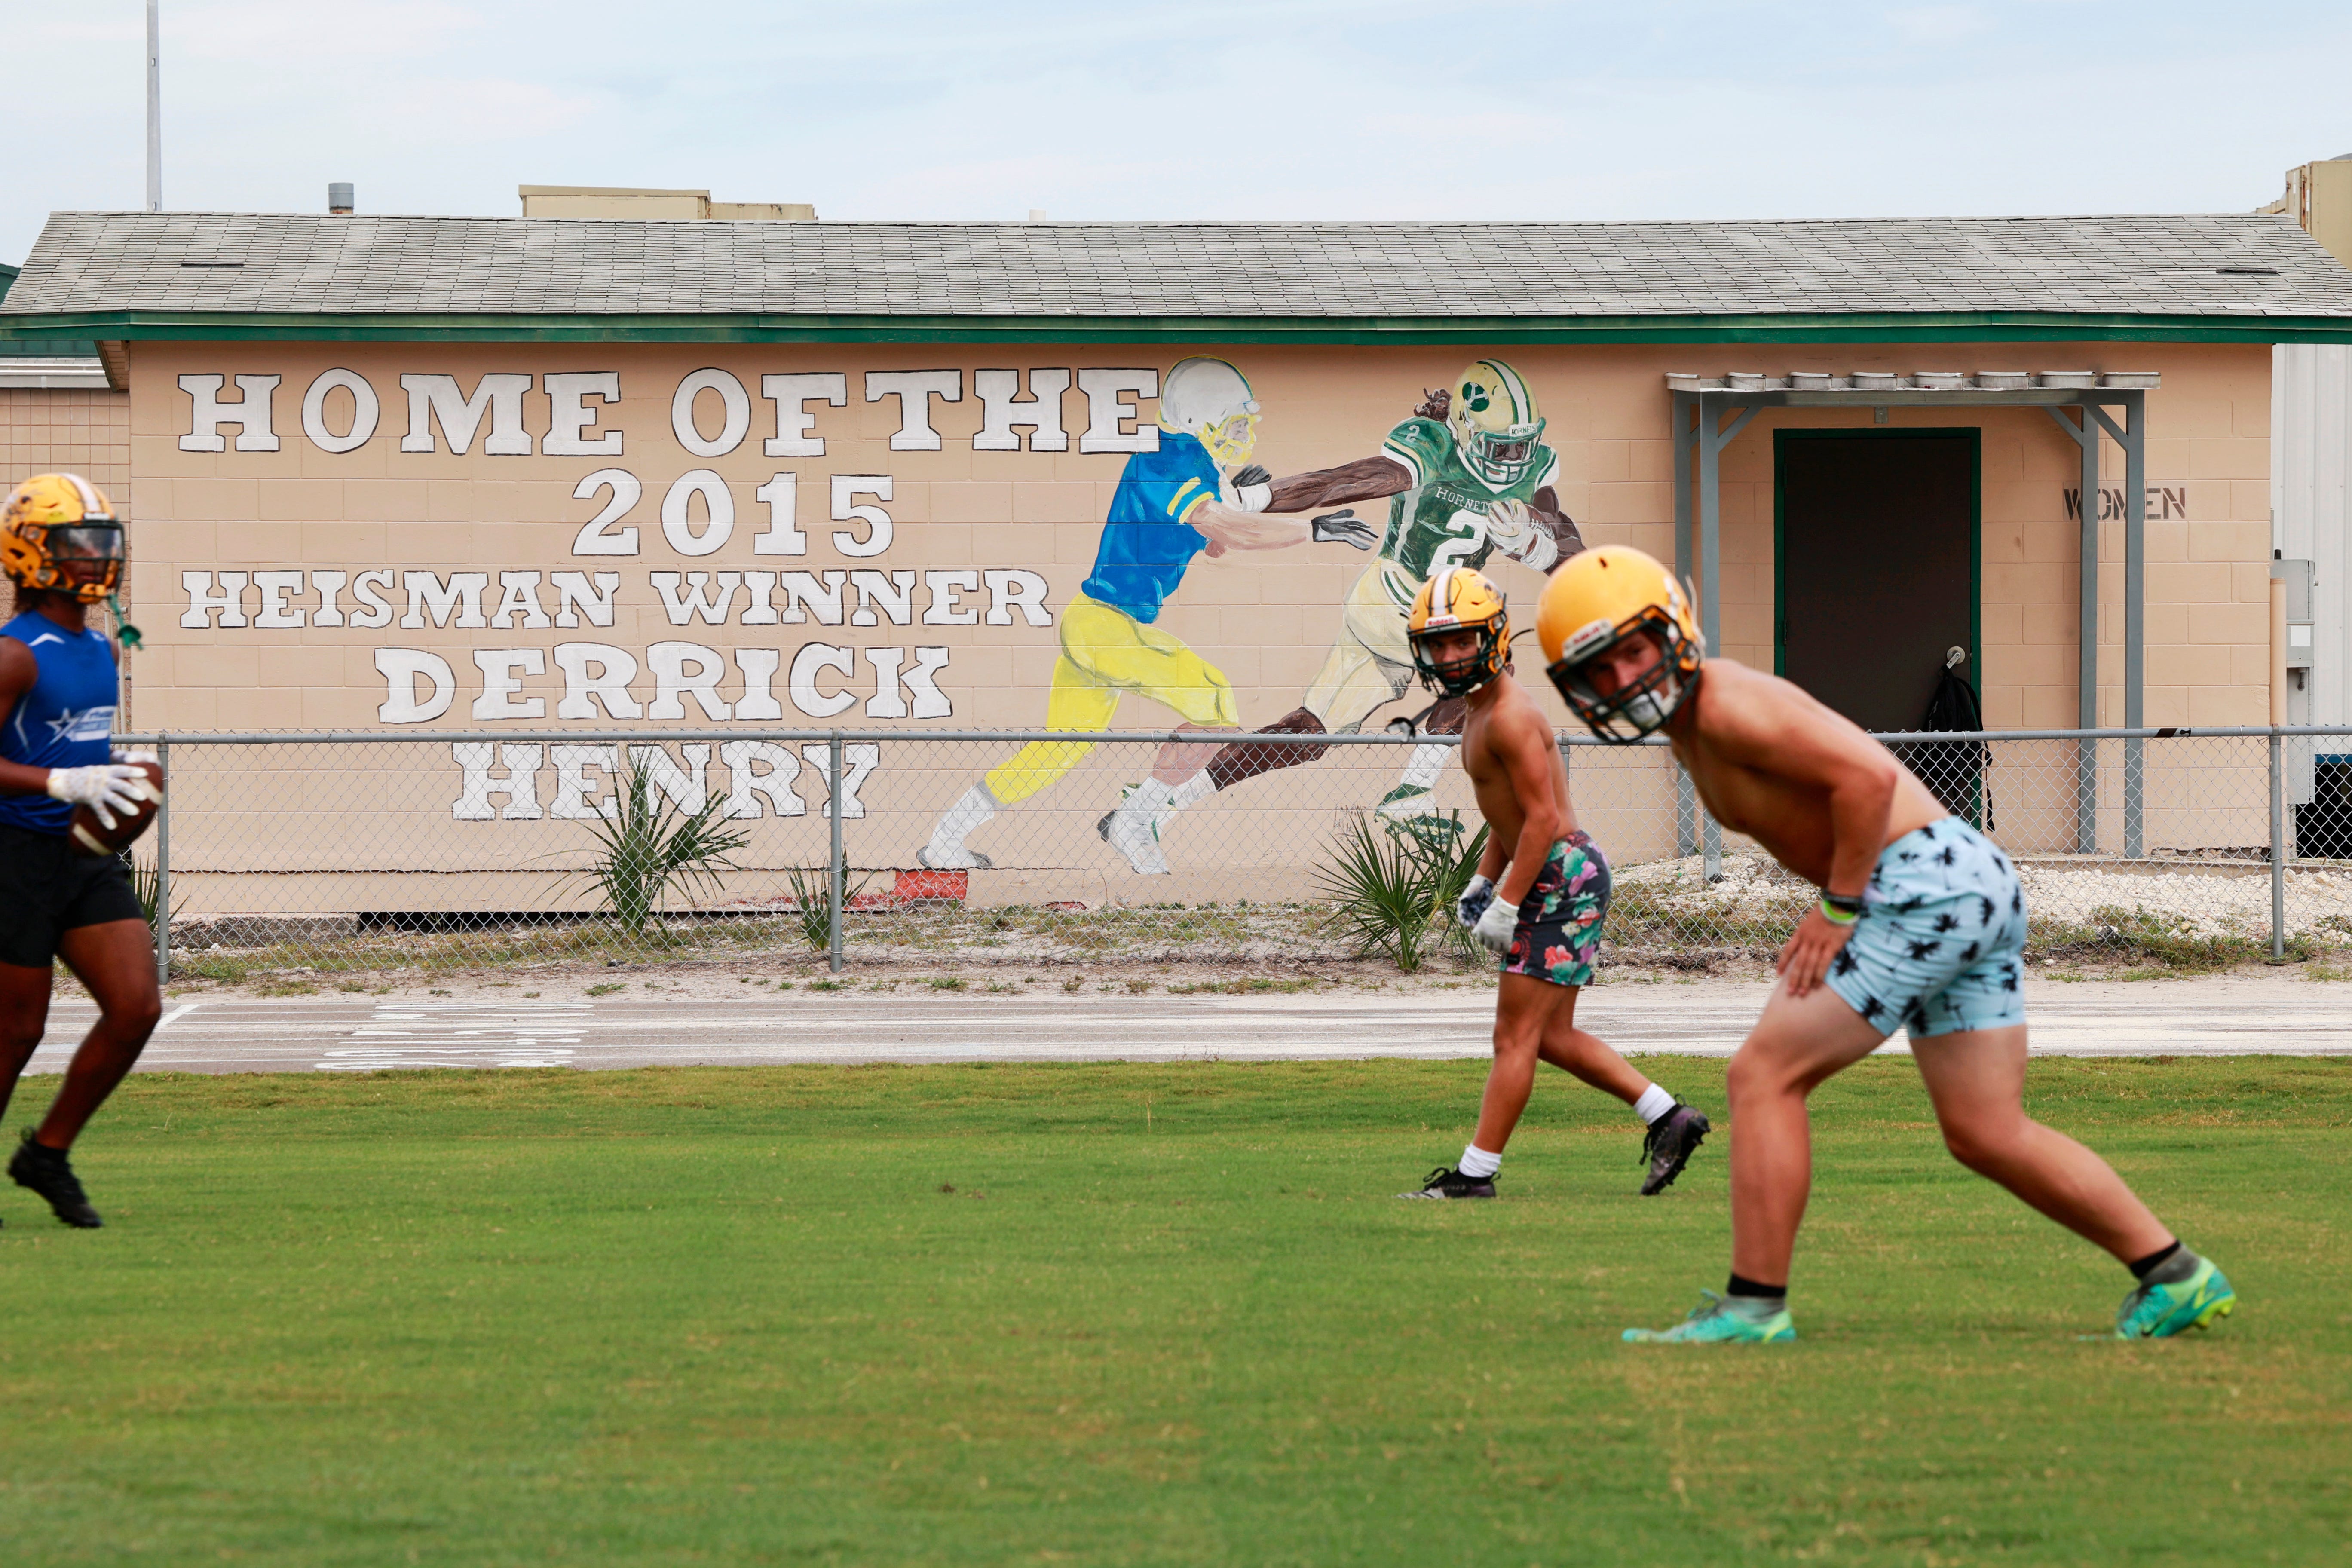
(1775, 430), (1978, 732)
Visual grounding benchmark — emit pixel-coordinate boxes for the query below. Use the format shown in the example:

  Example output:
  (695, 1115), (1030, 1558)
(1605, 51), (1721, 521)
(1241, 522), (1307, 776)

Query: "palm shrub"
(1315, 811), (1489, 972)
(782, 864), (873, 955)
(575, 750), (751, 939)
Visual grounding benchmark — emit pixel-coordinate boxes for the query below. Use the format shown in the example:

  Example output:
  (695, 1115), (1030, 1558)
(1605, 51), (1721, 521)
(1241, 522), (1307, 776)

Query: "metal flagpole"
(146, 0), (162, 211)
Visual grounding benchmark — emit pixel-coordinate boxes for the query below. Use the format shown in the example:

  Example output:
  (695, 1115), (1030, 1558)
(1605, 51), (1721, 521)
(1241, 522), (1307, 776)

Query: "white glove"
(1485, 498), (1534, 550)
(47, 763), (148, 830)
(113, 747), (159, 766)
(1457, 874), (1496, 929)
(1472, 895), (1519, 956)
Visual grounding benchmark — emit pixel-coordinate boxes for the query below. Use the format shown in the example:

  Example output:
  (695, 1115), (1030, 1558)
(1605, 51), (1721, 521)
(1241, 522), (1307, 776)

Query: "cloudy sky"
(2, 0), (2346, 263)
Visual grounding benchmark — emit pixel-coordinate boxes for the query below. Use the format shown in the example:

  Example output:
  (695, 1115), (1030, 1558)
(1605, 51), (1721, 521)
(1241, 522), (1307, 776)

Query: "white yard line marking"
(155, 1002), (200, 1030)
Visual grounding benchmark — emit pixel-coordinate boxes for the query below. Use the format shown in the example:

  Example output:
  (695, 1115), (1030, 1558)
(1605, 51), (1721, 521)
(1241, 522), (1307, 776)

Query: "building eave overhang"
(0, 308), (2345, 347)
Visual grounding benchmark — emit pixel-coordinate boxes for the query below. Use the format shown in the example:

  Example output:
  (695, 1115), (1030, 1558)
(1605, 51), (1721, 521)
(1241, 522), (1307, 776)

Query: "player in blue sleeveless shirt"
(0, 474), (162, 1228)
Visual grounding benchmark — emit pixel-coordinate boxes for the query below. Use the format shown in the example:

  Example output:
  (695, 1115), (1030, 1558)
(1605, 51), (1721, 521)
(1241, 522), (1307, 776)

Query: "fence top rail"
(113, 723), (2352, 748)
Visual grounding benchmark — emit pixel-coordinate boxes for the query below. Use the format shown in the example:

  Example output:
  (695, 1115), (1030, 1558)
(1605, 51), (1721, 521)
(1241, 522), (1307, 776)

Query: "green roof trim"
(0, 308), (2343, 347)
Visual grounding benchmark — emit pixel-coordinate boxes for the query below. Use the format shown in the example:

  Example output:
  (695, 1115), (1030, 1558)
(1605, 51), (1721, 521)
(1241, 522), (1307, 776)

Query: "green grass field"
(0, 1057), (2343, 1566)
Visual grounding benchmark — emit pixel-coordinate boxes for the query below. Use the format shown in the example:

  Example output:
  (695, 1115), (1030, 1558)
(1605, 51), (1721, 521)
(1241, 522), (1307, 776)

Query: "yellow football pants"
(983, 591), (1240, 805)
(1301, 559), (1419, 732)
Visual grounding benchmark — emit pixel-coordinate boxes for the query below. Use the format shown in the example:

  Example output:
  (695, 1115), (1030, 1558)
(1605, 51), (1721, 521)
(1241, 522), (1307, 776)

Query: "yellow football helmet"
(1536, 545), (1704, 742)
(2, 473), (124, 605)
(1447, 358), (1544, 485)
(1408, 567), (1510, 698)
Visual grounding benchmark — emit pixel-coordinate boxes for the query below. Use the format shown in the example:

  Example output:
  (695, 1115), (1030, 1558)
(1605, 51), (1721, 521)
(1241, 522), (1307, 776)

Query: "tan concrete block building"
(2, 209), (2349, 904)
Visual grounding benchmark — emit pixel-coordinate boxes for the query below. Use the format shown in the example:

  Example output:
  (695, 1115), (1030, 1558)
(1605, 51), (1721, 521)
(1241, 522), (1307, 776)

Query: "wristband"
(1820, 892), (1863, 926)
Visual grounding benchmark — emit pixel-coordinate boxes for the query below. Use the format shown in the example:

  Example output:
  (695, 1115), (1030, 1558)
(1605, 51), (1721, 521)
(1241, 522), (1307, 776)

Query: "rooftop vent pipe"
(328, 182), (354, 215)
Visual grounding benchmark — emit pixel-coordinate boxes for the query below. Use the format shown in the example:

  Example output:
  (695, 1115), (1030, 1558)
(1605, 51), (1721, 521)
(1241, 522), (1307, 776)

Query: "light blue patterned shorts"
(1822, 817), (2029, 1040)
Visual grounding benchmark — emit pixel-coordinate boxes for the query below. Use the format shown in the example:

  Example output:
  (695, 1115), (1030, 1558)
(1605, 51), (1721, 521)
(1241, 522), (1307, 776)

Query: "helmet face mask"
(1547, 612), (1697, 742)
(1158, 357), (1260, 468)
(1446, 359), (1545, 486)
(1407, 566), (1510, 699)
(3, 474), (123, 605)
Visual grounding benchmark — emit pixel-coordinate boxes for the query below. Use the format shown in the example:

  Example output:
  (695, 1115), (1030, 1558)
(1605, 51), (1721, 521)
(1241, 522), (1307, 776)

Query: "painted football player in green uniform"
(1103, 359), (1582, 861)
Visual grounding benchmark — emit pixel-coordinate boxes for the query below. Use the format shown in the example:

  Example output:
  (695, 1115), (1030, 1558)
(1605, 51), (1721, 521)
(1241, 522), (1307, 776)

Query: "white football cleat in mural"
(919, 783), (998, 870)
(1099, 793), (1170, 876)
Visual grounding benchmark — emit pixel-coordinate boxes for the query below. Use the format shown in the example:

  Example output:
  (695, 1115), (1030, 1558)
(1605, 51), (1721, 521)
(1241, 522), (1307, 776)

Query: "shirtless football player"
(1395, 566), (1709, 1201)
(1537, 545), (2234, 1343)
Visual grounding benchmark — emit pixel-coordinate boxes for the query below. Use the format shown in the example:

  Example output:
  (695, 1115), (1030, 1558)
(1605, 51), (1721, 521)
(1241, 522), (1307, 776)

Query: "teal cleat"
(2116, 1256), (2236, 1339)
(1622, 1290), (1796, 1344)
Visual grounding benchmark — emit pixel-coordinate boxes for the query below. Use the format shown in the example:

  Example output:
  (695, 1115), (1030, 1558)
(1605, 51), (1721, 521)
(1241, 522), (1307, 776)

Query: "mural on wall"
(149, 350), (1582, 862)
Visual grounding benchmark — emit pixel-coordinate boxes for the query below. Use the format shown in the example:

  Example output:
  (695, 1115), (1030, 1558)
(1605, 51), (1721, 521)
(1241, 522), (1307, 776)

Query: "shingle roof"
(6, 210), (2350, 323)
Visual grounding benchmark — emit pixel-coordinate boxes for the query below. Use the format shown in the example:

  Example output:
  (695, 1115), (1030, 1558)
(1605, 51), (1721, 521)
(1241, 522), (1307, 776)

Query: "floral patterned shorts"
(1499, 831), (1612, 988)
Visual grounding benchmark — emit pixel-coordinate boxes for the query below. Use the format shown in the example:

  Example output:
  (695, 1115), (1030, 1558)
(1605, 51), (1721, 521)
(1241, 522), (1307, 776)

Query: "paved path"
(19, 977), (2352, 1075)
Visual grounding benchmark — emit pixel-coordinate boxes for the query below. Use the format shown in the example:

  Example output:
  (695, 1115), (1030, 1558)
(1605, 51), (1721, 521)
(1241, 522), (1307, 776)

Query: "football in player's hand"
(70, 757), (164, 858)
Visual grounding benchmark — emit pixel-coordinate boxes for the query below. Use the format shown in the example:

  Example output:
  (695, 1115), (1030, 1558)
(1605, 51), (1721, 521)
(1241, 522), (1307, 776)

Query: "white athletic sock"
(1170, 768), (1215, 810)
(1458, 1143), (1502, 1179)
(1633, 1084), (1677, 1125)
(928, 782), (998, 856)
(1399, 742), (1451, 793)
(1124, 776), (1177, 820)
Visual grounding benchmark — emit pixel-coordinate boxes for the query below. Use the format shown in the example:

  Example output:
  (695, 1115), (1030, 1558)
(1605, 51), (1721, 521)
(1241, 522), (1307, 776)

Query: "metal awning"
(1669, 371), (2159, 864)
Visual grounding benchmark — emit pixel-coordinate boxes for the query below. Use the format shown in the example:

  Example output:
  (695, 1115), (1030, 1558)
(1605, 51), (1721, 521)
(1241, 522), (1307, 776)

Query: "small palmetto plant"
(1315, 811), (1489, 972)
(574, 750), (751, 939)
(782, 864), (873, 955)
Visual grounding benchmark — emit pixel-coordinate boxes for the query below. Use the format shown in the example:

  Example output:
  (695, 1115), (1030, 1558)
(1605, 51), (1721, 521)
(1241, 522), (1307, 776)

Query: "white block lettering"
(450, 742), (545, 821)
(471, 648), (547, 720)
(348, 570), (395, 628)
(551, 570), (620, 629)
(1079, 368), (1161, 453)
(650, 570), (741, 626)
(921, 569), (980, 626)
(753, 472), (805, 555)
(375, 647), (455, 724)
(301, 368), (380, 453)
(830, 475), (893, 557)
(983, 568), (1054, 627)
(311, 570), (348, 628)
(849, 568), (916, 627)
(719, 739), (803, 818)
(646, 641), (733, 720)
(732, 649), (784, 720)
(864, 370), (960, 451)
(762, 372), (847, 457)
(178, 373), (280, 453)
(672, 368), (752, 458)
(491, 571), (552, 629)
(661, 470), (734, 556)
(181, 570), (250, 629)
(973, 368), (1071, 451)
(554, 642), (642, 720)
(802, 741), (879, 820)
(400, 571), (490, 629)
(789, 642), (856, 717)
(400, 373), (533, 455)
(252, 570), (306, 628)
(776, 570), (846, 626)
(544, 371), (623, 456)
(548, 744), (620, 820)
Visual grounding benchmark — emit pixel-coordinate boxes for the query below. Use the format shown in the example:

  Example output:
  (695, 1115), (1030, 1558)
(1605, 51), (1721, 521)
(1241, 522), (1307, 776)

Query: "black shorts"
(0, 821), (146, 969)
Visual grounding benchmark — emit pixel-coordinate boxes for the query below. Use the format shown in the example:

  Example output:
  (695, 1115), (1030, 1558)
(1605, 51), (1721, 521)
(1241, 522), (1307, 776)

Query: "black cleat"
(1398, 1165), (1496, 1200)
(1639, 1105), (1711, 1196)
(11, 1130), (101, 1228)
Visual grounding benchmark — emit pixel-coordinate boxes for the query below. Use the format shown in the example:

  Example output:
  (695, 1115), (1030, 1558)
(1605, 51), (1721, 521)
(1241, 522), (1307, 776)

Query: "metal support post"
(2271, 729), (2287, 961)
(1691, 392), (1754, 882)
(827, 730), (845, 973)
(153, 737), (171, 984)
(1671, 393), (1697, 858)
(2045, 405), (2101, 853)
(2088, 397), (2147, 857)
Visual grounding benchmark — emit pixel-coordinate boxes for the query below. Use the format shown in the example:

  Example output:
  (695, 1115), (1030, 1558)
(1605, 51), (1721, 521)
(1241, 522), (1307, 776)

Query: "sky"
(2, 0), (2348, 265)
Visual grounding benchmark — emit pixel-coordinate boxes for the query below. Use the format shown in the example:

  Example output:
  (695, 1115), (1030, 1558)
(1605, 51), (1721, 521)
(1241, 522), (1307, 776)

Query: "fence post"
(828, 729), (845, 974)
(153, 735), (171, 985)
(2271, 727), (2287, 961)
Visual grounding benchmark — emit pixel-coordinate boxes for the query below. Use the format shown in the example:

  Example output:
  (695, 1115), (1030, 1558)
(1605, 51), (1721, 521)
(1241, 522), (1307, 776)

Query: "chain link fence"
(113, 726), (2352, 983)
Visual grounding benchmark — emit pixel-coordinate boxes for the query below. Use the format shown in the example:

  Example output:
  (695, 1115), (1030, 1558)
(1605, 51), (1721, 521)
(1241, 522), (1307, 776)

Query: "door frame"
(1771, 426), (1983, 696)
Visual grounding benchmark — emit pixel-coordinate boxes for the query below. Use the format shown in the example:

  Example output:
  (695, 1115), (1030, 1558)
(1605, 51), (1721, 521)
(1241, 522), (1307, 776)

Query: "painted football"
(69, 757), (164, 858)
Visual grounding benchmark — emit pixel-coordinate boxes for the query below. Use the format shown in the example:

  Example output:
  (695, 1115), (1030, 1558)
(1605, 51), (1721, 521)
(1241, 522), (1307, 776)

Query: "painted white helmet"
(1158, 356), (1260, 466)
